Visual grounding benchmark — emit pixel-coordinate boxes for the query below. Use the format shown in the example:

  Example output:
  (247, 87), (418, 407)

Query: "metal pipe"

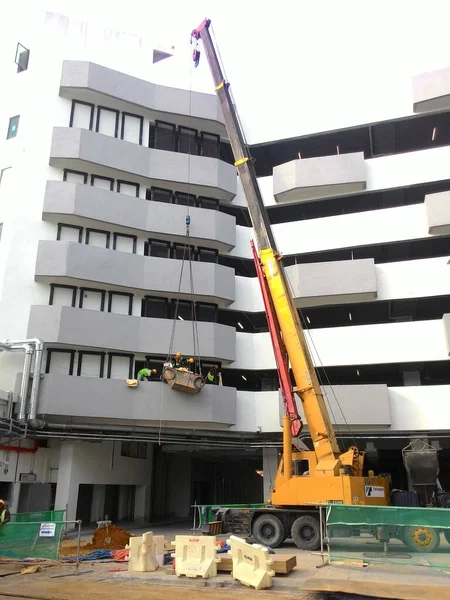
(28, 342), (44, 426)
(17, 344), (34, 423)
(0, 338), (44, 426)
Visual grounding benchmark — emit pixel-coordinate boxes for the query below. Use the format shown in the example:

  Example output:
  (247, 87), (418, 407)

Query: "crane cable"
(158, 49), (201, 444)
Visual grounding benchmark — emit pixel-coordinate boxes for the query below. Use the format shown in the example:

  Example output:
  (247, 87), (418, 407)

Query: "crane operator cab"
(163, 352), (205, 395)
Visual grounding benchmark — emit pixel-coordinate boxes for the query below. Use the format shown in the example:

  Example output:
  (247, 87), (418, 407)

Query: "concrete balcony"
(35, 241), (235, 307)
(285, 258), (377, 307)
(273, 152), (366, 204)
(444, 314), (450, 356)
(278, 384), (391, 428)
(27, 374), (237, 427)
(60, 60), (225, 135)
(49, 127), (236, 202)
(27, 306), (236, 363)
(43, 181), (236, 252)
(413, 66), (450, 113)
(425, 191), (450, 235)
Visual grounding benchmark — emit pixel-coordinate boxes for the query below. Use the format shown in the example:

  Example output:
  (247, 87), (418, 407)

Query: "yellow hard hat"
(152, 369), (157, 374)
(0, 499), (4, 505)
(175, 352), (181, 357)
(188, 357), (194, 363)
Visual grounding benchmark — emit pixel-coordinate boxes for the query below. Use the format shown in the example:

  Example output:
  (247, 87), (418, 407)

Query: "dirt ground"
(0, 578), (314, 600)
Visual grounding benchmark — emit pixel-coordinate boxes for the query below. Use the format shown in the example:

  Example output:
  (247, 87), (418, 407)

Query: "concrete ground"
(57, 521), (450, 599)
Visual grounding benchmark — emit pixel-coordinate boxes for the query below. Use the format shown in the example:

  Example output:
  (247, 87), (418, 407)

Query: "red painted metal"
(191, 18), (210, 40)
(251, 241), (302, 437)
(0, 440), (39, 454)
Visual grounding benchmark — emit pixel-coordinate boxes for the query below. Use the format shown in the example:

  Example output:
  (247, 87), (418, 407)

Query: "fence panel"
(0, 520), (65, 560)
(9, 510), (66, 523)
(326, 504), (450, 569)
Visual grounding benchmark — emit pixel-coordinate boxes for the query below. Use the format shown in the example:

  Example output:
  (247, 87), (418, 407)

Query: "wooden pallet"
(217, 553), (297, 575)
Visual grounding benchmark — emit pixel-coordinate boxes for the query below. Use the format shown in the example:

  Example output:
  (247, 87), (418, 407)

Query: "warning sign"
(39, 522), (56, 537)
(365, 485), (385, 498)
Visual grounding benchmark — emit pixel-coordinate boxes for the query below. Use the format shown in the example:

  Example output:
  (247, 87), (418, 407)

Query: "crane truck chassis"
(191, 19), (450, 554)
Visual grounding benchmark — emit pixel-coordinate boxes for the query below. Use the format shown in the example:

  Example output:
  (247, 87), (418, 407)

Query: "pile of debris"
(91, 525), (134, 550)
(60, 525), (133, 557)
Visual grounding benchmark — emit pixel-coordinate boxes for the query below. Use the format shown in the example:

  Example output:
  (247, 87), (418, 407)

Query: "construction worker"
(206, 365), (218, 385)
(0, 499), (10, 528)
(137, 368), (157, 382)
(174, 352), (183, 368)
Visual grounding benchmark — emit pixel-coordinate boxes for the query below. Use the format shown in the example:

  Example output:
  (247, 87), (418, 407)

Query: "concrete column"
(54, 442), (79, 523)
(134, 485), (151, 523)
(9, 482), (21, 514)
(90, 485), (106, 523)
(263, 448), (279, 503)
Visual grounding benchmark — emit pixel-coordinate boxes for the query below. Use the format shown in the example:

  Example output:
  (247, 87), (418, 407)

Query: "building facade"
(0, 11), (449, 524)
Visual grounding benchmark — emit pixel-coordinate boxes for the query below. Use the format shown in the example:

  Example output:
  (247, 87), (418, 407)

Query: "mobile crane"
(190, 19), (390, 551)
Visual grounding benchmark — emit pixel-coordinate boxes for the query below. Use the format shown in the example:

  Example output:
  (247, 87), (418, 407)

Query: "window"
(96, 106), (119, 138)
(146, 239), (170, 259)
(141, 296), (168, 318)
(91, 175), (114, 191)
(49, 284), (77, 307)
(77, 351), (105, 378)
(147, 187), (172, 203)
(63, 169), (88, 184)
(121, 112), (143, 145)
(15, 43), (30, 73)
(57, 223), (83, 243)
(197, 302), (218, 322)
(197, 247), (218, 263)
(152, 121), (176, 151)
(69, 100), (94, 130)
(200, 132), (220, 158)
(172, 243), (195, 261)
(112, 233), (136, 254)
(108, 292), (133, 315)
(45, 349), (75, 375)
(85, 228), (110, 248)
(177, 126), (198, 154)
(198, 196), (219, 211)
(117, 180), (139, 197)
(174, 192), (196, 207)
(172, 299), (194, 321)
(79, 287), (106, 311)
(107, 353), (133, 379)
(121, 441), (147, 459)
(6, 116), (20, 140)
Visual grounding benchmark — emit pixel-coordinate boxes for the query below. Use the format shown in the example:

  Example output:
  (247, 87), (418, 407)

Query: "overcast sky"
(4, 0), (450, 143)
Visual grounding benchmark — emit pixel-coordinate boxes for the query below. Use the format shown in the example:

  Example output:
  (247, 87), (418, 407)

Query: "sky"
(4, 0), (450, 143)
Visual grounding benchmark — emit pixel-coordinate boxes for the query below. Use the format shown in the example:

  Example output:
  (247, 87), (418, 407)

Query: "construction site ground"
(2, 522), (450, 600)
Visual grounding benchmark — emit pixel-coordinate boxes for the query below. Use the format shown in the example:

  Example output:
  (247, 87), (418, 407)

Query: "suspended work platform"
(163, 366), (205, 395)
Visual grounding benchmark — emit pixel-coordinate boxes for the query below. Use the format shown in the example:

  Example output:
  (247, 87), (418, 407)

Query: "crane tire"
(163, 367), (176, 381)
(193, 376), (205, 390)
(402, 526), (440, 553)
(291, 515), (321, 551)
(252, 514), (284, 548)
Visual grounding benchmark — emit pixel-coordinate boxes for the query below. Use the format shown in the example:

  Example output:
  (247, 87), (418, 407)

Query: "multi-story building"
(0, 10), (449, 525)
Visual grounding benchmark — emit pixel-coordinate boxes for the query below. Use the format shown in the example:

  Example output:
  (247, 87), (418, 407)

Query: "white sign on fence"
(39, 522), (56, 537)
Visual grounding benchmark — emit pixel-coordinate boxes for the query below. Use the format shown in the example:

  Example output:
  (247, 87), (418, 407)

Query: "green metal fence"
(9, 510), (66, 523)
(326, 504), (450, 569)
(0, 520), (65, 560)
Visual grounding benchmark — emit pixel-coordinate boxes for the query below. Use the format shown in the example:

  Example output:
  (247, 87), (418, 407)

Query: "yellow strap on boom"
(234, 157), (249, 167)
(215, 81), (225, 91)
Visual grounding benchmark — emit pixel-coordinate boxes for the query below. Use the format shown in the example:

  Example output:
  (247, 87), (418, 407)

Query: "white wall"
(232, 319), (449, 370)
(54, 440), (153, 522)
(389, 386), (450, 431)
(231, 202), (433, 260)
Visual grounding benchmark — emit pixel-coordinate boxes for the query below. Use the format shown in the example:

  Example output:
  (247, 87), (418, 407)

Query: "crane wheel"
(291, 515), (321, 551)
(252, 514), (284, 548)
(402, 526), (440, 553)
